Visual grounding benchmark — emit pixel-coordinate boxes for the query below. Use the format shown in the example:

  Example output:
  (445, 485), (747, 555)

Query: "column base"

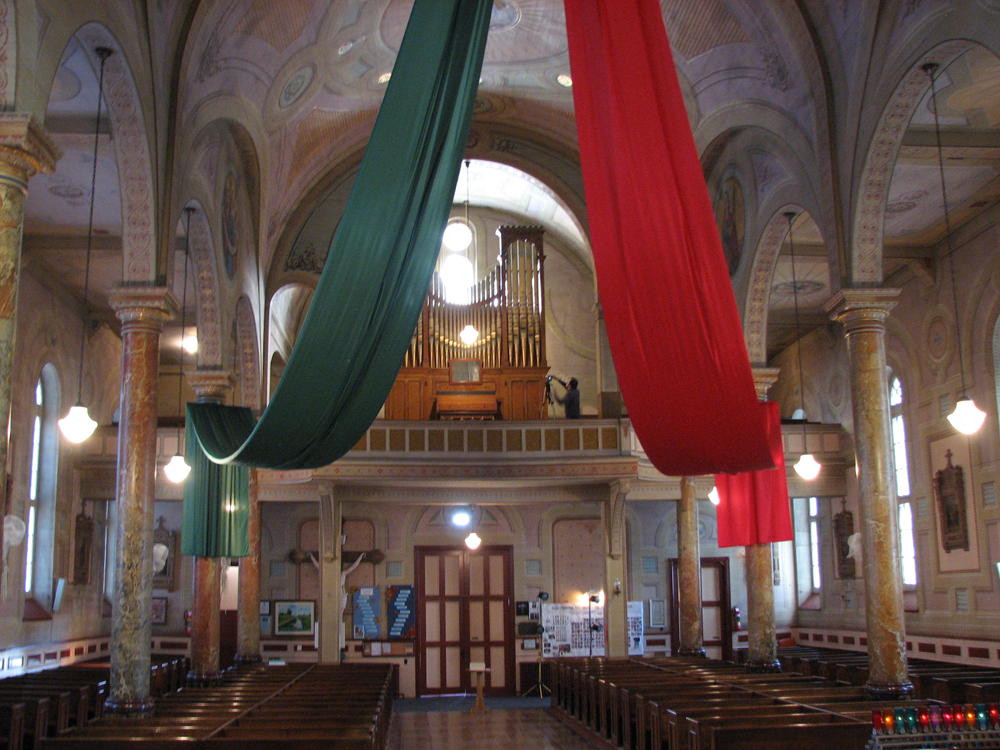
(103, 697), (155, 718)
(675, 648), (706, 658)
(745, 659), (782, 674)
(234, 653), (264, 666)
(864, 680), (915, 700)
(186, 670), (224, 687)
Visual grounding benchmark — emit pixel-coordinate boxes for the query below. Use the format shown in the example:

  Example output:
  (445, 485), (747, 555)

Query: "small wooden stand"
(469, 661), (490, 713)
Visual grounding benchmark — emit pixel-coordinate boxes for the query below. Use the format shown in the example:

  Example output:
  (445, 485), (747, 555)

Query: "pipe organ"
(385, 226), (550, 420)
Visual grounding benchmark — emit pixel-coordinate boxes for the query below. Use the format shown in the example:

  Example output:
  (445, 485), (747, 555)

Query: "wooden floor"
(392, 708), (598, 750)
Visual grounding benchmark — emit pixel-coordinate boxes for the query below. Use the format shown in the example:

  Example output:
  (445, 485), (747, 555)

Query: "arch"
(0, 0), (17, 108)
(183, 201), (224, 369)
(75, 24), (158, 283)
(235, 295), (260, 410)
(743, 204), (801, 364)
(850, 40), (972, 284)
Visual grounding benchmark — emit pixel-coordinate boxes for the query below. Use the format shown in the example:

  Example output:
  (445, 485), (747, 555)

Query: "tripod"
(519, 624), (550, 698)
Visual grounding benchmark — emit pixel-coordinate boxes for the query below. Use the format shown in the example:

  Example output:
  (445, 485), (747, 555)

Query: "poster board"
(352, 586), (381, 639)
(627, 601), (644, 655)
(541, 602), (604, 657)
(386, 584), (415, 639)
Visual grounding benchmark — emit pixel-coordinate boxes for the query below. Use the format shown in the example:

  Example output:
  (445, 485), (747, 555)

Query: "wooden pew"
(685, 712), (870, 750)
(0, 703), (25, 750)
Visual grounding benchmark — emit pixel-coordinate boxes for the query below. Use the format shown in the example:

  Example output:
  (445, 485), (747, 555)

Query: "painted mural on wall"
(930, 435), (980, 572)
(934, 449), (969, 552)
(714, 177), (745, 277)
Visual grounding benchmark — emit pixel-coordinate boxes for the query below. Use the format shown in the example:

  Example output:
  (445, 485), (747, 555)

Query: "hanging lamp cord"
(75, 47), (111, 405)
(178, 208), (194, 446)
(785, 211), (808, 443)
(923, 62), (968, 396)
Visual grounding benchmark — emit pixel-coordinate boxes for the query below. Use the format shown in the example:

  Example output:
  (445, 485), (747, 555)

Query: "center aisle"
(392, 706), (596, 750)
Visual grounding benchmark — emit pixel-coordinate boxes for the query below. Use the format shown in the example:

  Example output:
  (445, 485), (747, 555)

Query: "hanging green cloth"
(181, 406), (250, 557)
(187, 0), (492, 469)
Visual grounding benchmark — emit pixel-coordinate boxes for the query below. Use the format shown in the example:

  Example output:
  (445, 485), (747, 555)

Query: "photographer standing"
(550, 376), (581, 419)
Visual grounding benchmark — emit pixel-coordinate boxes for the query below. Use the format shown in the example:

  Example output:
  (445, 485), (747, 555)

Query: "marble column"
(317, 485), (344, 662)
(746, 367), (781, 672)
(0, 116), (58, 521)
(185, 369), (234, 684)
(603, 480), (630, 657)
(106, 288), (177, 717)
(827, 288), (913, 699)
(676, 476), (704, 657)
(235, 468), (262, 664)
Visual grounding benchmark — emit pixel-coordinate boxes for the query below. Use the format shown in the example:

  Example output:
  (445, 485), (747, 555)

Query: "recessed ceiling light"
(338, 41), (355, 55)
(557, 74), (573, 88)
(377, 72), (391, 85)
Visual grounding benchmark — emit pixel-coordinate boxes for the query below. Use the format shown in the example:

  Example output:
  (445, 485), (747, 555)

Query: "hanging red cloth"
(564, 0), (773, 475)
(714, 401), (793, 547)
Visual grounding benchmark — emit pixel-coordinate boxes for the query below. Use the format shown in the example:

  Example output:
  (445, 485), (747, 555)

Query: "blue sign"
(387, 585), (415, 639)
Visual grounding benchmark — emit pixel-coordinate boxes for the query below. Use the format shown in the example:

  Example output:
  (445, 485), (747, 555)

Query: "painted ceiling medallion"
(772, 279), (824, 297)
(279, 65), (314, 109)
(48, 184), (85, 199)
(886, 200), (917, 214)
(490, 1), (521, 31)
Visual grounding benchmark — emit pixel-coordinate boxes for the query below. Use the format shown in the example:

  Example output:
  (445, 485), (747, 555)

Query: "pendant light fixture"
(59, 47), (111, 444)
(163, 208), (195, 483)
(786, 212), (821, 480)
(924, 62), (986, 435)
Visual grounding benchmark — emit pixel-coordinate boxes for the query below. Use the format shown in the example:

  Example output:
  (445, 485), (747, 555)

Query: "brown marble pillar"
(746, 367), (781, 672)
(235, 468), (262, 664)
(676, 476), (704, 657)
(0, 117), (57, 520)
(185, 370), (234, 683)
(603, 481), (630, 657)
(106, 288), (176, 717)
(827, 289), (912, 699)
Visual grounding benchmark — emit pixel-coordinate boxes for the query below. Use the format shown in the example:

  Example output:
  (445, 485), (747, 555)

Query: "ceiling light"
(182, 331), (198, 354)
(786, 211), (820, 480)
(460, 325), (479, 346)
(708, 486), (720, 506)
(163, 453), (191, 483)
(924, 63), (987, 436)
(451, 508), (472, 527)
(164, 207), (195, 483)
(557, 74), (573, 87)
(377, 72), (391, 84)
(443, 221), (472, 251)
(59, 47), (111, 444)
(465, 532), (481, 549)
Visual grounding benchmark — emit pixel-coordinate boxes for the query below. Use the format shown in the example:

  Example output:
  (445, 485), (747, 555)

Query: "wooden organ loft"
(384, 225), (550, 420)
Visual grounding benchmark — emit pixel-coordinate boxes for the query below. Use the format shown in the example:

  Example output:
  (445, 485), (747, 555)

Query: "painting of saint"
(714, 177), (745, 277)
(221, 167), (239, 279)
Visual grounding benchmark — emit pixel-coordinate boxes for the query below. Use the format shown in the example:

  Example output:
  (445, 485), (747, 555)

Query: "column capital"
(185, 369), (234, 403)
(825, 288), (900, 334)
(0, 114), (60, 191)
(750, 367), (781, 401)
(109, 286), (178, 329)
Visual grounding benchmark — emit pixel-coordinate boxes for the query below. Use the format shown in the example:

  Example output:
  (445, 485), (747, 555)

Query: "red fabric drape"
(714, 401), (793, 547)
(564, 0), (773, 475)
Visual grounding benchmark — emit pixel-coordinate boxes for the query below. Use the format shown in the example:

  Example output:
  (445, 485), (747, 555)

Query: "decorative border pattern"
(79, 24), (158, 283)
(187, 204), (222, 368)
(744, 206), (797, 363)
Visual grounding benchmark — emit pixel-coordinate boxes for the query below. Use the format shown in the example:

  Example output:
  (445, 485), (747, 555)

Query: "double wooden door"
(415, 546), (514, 696)
(667, 557), (732, 661)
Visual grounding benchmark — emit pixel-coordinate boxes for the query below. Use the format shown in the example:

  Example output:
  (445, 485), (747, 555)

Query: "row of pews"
(552, 655), (904, 750)
(553, 649), (1000, 749)
(0, 655), (187, 750)
(38, 662), (396, 750)
(780, 645), (1000, 704)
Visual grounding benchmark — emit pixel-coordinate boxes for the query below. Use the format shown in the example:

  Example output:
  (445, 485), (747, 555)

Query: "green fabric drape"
(187, 0), (492, 470)
(181, 406), (250, 557)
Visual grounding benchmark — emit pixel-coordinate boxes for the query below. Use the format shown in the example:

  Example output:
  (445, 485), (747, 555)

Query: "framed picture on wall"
(260, 614), (273, 636)
(274, 600), (315, 636)
(151, 597), (168, 625)
(260, 600), (271, 615)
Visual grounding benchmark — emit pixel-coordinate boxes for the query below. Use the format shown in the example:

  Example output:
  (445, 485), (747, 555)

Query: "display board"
(627, 601), (644, 656)
(386, 584), (416, 639)
(352, 586), (381, 639)
(540, 602), (605, 657)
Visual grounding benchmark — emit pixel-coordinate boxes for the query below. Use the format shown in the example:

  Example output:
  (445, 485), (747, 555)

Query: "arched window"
(890, 377), (917, 586)
(25, 365), (61, 600)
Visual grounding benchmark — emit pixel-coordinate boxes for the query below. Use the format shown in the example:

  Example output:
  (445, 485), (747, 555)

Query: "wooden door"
(667, 557), (732, 661)
(416, 545), (514, 696)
